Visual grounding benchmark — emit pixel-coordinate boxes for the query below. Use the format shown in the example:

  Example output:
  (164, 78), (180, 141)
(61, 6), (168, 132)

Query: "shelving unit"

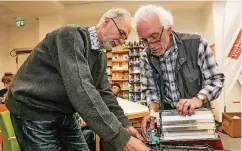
(106, 50), (112, 83)
(110, 46), (129, 99)
(105, 43), (147, 105)
(127, 43), (146, 105)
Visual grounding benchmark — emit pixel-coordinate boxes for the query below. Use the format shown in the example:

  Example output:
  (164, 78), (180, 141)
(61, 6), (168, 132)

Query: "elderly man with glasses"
(6, 8), (150, 151)
(132, 5), (225, 138)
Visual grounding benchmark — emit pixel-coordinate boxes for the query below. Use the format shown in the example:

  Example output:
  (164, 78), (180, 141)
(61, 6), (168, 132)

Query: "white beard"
(103, 39), (113, 50)
(101, 30), (113, 50)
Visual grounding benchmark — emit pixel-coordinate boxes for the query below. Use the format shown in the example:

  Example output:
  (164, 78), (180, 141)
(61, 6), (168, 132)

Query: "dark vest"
(146, 31), (209, 110)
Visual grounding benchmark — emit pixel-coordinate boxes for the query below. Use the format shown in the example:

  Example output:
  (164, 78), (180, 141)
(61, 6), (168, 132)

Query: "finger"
(177, 99), (186, 114)
(182, 101), (190, 116)
(141, 118), (149, 138)
(195, 102), (201, 108)
(136, 133), (146, 142)
(189, 104), (196, 116)
(137, 141), (151, 151)
(150, 119), (156, 129)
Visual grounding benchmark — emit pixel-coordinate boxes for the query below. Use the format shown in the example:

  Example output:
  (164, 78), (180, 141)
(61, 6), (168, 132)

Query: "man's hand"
(126, 126), (145, 142)
(80, 119), (87, 127)
(141, 113), (156, 139)
(176, 97), (203, 116)
(122, 136), (150, 151)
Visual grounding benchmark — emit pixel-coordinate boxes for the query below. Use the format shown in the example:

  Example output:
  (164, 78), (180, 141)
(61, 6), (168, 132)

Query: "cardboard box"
(222, 112), (241, 137)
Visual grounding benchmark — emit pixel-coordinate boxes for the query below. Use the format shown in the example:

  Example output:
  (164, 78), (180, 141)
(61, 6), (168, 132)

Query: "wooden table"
(95, 111), (149, 151)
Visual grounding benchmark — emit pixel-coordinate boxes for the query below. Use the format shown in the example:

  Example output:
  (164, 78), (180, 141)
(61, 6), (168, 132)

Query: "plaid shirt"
(140, 34), (225, 107)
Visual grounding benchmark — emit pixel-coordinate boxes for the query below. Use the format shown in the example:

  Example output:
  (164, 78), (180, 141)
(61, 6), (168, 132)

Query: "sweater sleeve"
(97, 52), (130, 128)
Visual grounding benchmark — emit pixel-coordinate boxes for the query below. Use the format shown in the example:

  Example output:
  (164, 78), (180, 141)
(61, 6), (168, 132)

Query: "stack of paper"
(160, 109), (217, 141)
(117, 97), (148, 114)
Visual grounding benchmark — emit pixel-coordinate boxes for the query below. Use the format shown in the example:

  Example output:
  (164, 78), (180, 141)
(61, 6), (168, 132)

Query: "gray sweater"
(6, 25), (131, 150)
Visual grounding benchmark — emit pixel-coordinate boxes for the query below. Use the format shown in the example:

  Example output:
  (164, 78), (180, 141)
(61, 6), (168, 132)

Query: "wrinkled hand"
(176, 97), (203, 116)
(141, 110), (156, 139)
(80, 119), (87, 127)
(122, 136), (150, 151)
(126, 126), (145, 142)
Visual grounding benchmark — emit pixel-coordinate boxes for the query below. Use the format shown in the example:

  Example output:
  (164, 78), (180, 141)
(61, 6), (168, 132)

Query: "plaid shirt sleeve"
(140, 50), (161, 106)
(197, 36), (225, 101)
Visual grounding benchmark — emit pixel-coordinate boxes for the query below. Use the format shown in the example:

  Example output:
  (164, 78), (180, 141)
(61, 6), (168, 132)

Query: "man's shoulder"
(47, 25), (88, 38)
(174, 31), (201, 41)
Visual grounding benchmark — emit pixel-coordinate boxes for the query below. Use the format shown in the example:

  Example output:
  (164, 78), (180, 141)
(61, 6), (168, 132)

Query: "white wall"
(172, 10), (205, 35)
(7, 22), (39, 74)
(0, 24), (9, 89)
(226, 81), (241, 112)
(39, 15), (66, 41)
(203, 3), (215, 44)
(68, 10), (206, 41)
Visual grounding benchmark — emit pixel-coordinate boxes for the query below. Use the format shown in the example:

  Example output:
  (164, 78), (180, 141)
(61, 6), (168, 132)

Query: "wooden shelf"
(128, 46), (144, 49)
(112, 79), (128, 81)
(129, 82), (141, 84)
(112, 69), (129, 72)
(129, 55), (140, 58)
(112, 50), (129, 54)
(129, 72), (141, 74)
(121, 89), (129, 91)
(112, 60), (129, 63)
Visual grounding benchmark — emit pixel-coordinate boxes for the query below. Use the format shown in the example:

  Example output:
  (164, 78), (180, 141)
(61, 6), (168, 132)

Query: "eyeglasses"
(110, 18), (127, 40)
(140, 27), (164, 46)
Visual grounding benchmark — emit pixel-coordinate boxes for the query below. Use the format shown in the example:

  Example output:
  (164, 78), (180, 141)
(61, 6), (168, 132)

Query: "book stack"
(160, 109), (217, 141)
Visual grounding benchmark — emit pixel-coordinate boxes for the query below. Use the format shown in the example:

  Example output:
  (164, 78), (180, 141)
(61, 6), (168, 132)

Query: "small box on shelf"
(107, 60), (112, 67)
(129, 74), (134, 83)
(134, 84), (141, 92)
(129, 93), (135, 102)
(134, 74), (140, 83)
(135, 93), (141, 102)
(106, 67), (111, 75)
(107, 52), (112, 59)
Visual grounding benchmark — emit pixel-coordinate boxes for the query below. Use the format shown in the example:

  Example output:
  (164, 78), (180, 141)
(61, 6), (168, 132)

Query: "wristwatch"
(196, 94), (207, 103)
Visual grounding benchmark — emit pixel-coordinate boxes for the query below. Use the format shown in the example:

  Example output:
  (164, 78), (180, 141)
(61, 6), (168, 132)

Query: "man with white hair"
(132, 5), (225, 137)
(6, 8), (150, 151)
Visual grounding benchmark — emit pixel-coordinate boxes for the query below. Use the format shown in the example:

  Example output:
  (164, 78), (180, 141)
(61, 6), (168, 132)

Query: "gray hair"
(133, 5), (173, 31)
(98, 8), (132, 26)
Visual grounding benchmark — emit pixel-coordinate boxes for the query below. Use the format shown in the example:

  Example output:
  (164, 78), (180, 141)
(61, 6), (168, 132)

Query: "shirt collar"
(172, 33), (178, 50)
(161, 33), (178, 59)
(88, 26), (101, 50)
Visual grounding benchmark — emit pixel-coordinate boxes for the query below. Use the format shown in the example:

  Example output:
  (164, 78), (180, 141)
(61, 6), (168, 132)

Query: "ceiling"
(0, 1), (210, 26)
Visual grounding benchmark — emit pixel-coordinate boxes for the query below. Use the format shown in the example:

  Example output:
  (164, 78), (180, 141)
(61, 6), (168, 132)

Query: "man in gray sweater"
(6, 8), (150, 151)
